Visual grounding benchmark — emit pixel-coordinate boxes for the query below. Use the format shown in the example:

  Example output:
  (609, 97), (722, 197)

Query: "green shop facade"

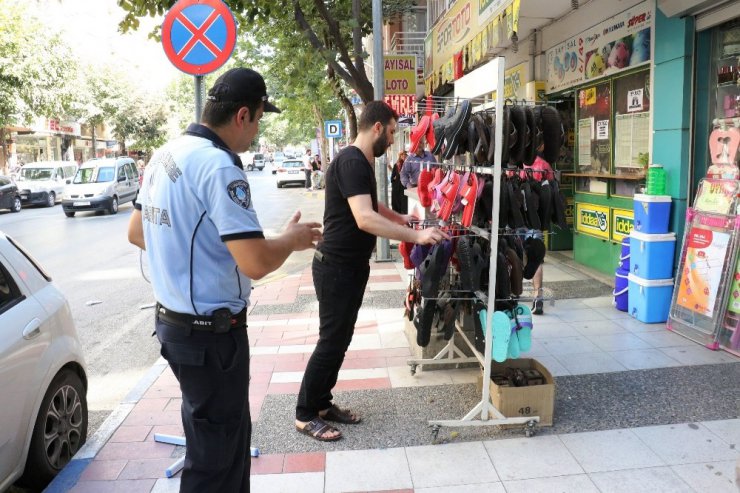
(541, 0), (738, 276)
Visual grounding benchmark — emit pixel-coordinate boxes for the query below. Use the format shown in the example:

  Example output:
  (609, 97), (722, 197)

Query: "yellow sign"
(383, 55), (416, 95)
(583, 87), (596, 105)
(492, 63), (528, 100)
(576, 203), (610, 240)
(432, 0), (478, 77)
(611, 208), (634, 242)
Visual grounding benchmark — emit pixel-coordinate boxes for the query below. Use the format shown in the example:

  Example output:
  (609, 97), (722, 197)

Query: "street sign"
(162, 0), (236, 75)
(325, 120), (342, 138)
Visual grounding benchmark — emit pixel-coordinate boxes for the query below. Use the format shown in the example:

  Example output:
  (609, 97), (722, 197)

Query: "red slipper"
(460, 172), (479, 227)
(399, 241), (415, 269)
(417, 168), (434, 207)
(410, 115), (430, 154)
(438, 171), (461, 221)
(426, 112), (440, 151)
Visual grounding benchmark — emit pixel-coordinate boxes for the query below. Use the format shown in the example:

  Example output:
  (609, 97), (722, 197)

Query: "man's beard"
(372, 130), (389, 158)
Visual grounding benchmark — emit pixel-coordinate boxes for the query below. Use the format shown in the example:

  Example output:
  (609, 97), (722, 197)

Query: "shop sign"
(424, 32), (434, 78)
(492, 63), (527, 100)
(384, 94), (416, 127)
(545, 1), (653, 93)
(611, 208), (634, 242)
(478, 0), (511, 25)
(565, 196), (575, 224)
(431, 0), (479, 77)
(384, 55), (417, 95)
(576, 203), (610, 239)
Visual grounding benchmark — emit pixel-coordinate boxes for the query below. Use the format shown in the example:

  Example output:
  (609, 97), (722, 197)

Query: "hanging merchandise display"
(400, 57), (569, 437)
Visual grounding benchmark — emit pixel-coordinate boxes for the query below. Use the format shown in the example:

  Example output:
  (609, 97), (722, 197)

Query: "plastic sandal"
(513, 304), (533, 352)
(460, 173), (479, 227)
(491, 311), (512, 363)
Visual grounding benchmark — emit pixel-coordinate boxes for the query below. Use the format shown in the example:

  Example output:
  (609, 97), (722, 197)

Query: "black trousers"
(156, 319), (251, 493)
(296, 255), (370, 421)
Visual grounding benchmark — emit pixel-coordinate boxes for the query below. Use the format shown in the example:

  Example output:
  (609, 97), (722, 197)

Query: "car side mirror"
(118, 176), (126, 182)
(66, 179), (71, 185)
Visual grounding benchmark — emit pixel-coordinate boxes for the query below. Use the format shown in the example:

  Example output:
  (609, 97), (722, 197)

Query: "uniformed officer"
(128, 67), (322, 493)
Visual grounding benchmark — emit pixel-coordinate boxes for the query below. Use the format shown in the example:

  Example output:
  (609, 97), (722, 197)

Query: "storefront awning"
(657, 0), (730, 18)
(489, 0), (577, 54)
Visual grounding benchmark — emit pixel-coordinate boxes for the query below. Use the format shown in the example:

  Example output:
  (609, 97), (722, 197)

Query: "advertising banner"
(545, 2), (652, 93)
(384, 94), (417, 127)
(611, 208), (634, 242)
(676, 227), (731, 317)
(492, 63), (528, 100)
(576, 203), (610, 240)
(431, 0), (479, 77)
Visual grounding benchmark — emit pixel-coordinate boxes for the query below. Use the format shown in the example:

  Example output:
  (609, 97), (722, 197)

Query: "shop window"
(575, 82), (611, 194)
(612, 69), (651, 197)
(712, 21), (740, 125)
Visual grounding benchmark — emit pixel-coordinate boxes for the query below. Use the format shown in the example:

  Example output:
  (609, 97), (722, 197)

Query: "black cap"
(207, 68), (281, 113)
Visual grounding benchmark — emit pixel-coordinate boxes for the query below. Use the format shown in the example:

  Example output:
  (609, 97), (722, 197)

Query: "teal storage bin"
(628, 274), (674, 323)
(630, 231), (676, 280)
(633, 194), (671, 234)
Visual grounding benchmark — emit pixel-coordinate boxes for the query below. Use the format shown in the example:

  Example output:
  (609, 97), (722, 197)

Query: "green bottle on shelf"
(647, 164), (666, 195)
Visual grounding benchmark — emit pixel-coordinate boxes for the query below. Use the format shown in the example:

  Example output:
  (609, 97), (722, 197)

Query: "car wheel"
(64, 211), (75, 218)
(46, 192), (56, 207)
(247, 164), (254, 171)
(109, 196), (118, 215)
(18, 369), (87, 490)
(11, 196), (21, 213)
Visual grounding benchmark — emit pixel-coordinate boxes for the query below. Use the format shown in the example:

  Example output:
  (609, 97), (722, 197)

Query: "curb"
(44, 359), (169, 492)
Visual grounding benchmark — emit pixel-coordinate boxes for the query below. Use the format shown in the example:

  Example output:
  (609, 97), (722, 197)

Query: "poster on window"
(545, 2), (652, 93)
(627, 89), (644, 112)
(676, 227), (731, 317)
(596, 120), (609, 140)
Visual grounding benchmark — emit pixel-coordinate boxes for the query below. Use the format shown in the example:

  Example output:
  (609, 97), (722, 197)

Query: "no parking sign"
(162, 0), (236, 75)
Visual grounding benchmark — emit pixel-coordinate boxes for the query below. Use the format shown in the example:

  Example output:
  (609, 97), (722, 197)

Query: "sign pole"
(329, 137), (335, 162)
(373, 0), (390, 262)
(194, 75), (204, 124)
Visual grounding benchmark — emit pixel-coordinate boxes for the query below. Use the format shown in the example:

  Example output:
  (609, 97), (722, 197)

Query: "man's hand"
(400, 211), (420, 226)
(284, 210), (322, 250)
(415, 227), (449, 245)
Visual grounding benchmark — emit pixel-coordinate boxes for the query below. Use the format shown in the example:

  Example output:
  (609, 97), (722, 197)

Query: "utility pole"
(373, 0), (391, 262)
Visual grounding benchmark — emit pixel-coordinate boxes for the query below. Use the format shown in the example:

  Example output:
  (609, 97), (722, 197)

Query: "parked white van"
(15, 161), (77, 207)
(61, 157), (139, 217)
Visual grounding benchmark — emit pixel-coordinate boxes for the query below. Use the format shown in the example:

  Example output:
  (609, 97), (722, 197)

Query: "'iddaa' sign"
(611, 208), (634, 242)
(576, 203), (610, 240)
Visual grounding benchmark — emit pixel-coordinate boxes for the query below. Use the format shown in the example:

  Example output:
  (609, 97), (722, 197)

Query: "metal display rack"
(406, 57), (544, 439)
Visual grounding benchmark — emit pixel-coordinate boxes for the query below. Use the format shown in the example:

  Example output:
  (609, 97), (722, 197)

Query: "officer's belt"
(155, 303), (247, 333)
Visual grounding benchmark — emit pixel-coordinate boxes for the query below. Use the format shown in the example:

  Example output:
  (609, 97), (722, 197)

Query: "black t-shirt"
(320, 146), (378, 263)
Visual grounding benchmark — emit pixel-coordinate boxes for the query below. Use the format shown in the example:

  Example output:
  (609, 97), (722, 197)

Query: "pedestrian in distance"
(127, 67), (322, 493)
(401, 137), (435, 188)
(389, 150), (408, 214)
(303, 149), (313, 190)
(295, 101), (449, 441)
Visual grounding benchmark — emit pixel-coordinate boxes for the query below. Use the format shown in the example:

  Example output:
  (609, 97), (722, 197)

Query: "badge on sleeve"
(227, 180), (252, 209)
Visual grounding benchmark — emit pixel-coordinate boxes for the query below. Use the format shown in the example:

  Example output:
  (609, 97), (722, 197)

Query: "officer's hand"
(285, 211), (322, 250)
(415, 227), (449, 246)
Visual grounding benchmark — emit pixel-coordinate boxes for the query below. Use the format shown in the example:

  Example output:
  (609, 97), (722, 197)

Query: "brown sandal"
(296, 417), (342, 442)
(322, 404), (362, 424)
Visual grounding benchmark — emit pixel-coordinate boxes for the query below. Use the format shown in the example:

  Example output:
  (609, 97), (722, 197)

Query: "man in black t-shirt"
(295, 101), (448, 441)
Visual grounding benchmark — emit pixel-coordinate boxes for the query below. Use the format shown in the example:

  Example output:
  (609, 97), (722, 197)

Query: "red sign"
(384, 94), (415, 116)
(162, 0), (236, 75)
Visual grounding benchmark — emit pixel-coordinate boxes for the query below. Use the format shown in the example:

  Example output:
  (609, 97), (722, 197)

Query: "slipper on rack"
(420, 243), (447, 298)
(459, 172), (479, 227)
(507, 323), (521, 359)
(452, 171), (470, 215)
(432, 106), (455, 155)
(322, 404), (362, 424)
(428, 168), (446, 212)
(540, 106), (563, 165)
(442, 100), (472, 160)
(438, 171), (462, 220)
(441, 300), (458, 340)
(296, 417), (342, 442)
(508, 106), (528, 165)
(513, 304), (533, 352)
(473, 301), (487, 353)
(426, 112), (440, 151)
(491, 311), (512, 363)
(417, 168), (434, 207)
(409, 115), (431, 154)
(414, 299), (436, 347)
(522, 106), (537, 166)
(399, 241), (415, 269)
(504, 247), (523, 296)
(472, 114), (490, 164)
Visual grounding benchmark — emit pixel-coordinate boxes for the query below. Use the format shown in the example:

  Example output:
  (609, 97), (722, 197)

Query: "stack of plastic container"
(628, 190), (675, 323)
(612, 237), (630, 312)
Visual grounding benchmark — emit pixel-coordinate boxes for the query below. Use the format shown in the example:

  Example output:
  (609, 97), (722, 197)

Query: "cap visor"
(264, 101), (281, 113)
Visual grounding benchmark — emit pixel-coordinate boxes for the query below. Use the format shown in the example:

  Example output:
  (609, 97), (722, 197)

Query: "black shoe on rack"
(532, 298), (544, 315)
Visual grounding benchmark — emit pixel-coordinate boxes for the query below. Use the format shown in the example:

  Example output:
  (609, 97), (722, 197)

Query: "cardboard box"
(476, 358), (555, 427)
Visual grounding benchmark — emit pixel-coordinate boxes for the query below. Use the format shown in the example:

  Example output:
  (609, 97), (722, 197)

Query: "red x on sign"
(162, 0), (236, 75)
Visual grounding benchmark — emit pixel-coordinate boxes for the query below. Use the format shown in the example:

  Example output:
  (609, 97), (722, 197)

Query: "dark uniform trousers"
(156, 319), (251, 492)
(296, 254), (370, 421)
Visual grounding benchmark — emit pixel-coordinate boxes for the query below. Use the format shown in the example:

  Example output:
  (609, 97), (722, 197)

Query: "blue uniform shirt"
(135, 124), (264, 315)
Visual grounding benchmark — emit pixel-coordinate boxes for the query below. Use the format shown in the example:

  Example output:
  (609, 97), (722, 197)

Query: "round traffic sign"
(162, 0), (237, 75)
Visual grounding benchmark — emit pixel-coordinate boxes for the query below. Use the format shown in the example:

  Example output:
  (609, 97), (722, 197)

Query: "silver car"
(0, 232), (88, 491)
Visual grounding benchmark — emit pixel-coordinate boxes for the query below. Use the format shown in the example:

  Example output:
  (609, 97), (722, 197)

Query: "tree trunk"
(311, 103), (330, 170)
(0, 128), (7, 175)
(327, 65), (358, 142)
(91, 126), (97, 159)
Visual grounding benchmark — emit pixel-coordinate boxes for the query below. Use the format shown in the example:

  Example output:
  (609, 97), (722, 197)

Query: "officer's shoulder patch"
(227, 179), (251, 209)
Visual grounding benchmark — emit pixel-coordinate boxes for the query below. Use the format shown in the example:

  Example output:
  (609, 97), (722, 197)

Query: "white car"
(0, 231), (88, 491)
(275, 159), (308, 188)
(62, 157), (139, 217)
(271, 151), (285, 174)
(15, 161), (77, 207)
